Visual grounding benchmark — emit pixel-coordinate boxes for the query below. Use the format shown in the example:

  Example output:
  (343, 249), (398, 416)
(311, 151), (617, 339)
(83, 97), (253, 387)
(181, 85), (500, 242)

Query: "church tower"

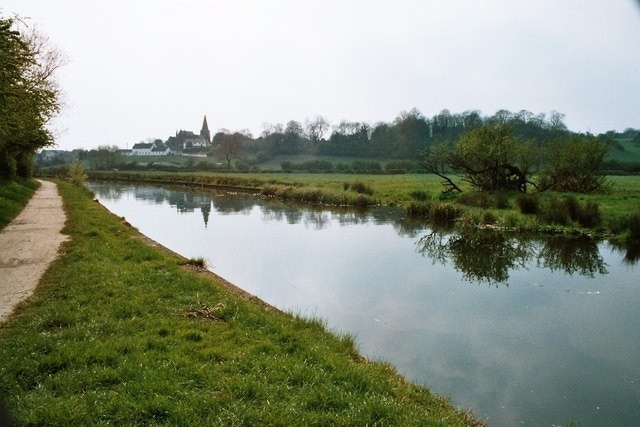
(200, 115), (211, 144)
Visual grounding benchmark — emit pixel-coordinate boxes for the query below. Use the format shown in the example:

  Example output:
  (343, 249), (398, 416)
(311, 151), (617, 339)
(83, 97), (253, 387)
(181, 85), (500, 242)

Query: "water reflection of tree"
(418, 231), (535, 285)
(536, 236), (607, 277)
(622, 244), (640, 265)
(608, 241), (640, 266)
(417, 230), (607, 285)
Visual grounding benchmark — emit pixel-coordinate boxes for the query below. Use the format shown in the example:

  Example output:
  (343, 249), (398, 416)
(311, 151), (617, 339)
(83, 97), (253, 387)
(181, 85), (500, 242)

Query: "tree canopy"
(419, 122), (611, 194)
(0, 15), (64, 179)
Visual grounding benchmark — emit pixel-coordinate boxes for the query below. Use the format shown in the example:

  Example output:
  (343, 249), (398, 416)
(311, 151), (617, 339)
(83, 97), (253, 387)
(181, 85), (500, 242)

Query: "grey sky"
(3, 0), (640, 151)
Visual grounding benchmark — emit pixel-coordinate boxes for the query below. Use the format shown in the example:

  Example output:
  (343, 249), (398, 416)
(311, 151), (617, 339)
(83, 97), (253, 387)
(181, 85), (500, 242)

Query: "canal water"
(88, 181), (640, 426)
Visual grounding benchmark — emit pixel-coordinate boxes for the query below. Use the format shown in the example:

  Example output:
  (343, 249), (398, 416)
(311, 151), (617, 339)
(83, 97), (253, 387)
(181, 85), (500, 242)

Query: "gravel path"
(0, 180), (68, 323)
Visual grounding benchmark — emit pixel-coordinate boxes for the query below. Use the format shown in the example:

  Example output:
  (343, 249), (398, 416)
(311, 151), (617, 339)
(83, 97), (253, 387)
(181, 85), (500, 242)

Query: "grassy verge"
(0, 181), (481, 426)
(0, 179), (41, 229)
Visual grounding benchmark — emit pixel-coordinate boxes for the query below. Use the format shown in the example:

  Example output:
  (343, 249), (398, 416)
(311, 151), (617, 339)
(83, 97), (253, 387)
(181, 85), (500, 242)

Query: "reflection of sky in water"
(89, 182), (640, 427)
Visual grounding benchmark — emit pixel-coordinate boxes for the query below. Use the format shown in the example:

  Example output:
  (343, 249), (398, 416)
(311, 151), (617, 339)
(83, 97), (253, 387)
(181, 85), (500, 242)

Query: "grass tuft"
(179, 256), (207, 269)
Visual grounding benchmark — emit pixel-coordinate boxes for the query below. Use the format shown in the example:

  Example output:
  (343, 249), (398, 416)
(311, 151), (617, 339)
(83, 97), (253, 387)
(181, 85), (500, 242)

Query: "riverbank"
(0, 181), (482, 425)
(82, 170), (640, 243)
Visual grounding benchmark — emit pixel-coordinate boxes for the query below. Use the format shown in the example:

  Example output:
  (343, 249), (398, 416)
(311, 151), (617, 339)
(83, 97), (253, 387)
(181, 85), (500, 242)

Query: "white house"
(131, 141), (172, 156)
(183, 136), (209, 149)
(131, 143), (153, 155)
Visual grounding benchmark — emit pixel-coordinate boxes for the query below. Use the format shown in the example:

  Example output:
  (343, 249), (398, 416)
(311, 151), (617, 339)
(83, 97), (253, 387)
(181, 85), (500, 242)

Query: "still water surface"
(88, 182), (640, 426)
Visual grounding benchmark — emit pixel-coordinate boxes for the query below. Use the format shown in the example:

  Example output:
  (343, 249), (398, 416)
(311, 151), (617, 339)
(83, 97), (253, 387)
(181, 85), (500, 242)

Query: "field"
(0, 180), (481, 425)
(607, 137), (640, 163)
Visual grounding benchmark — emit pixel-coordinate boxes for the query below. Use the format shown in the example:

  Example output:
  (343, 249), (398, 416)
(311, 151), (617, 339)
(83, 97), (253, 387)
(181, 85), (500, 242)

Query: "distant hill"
(603, 129), (640, 173)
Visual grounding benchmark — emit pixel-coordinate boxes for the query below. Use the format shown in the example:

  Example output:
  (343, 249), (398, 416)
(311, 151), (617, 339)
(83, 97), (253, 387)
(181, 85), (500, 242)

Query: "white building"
(130, 141), (172, 156)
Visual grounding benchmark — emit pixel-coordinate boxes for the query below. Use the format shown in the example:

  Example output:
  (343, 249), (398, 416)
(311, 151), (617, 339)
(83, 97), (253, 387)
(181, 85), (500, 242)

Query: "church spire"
(200, 115), (211, 144)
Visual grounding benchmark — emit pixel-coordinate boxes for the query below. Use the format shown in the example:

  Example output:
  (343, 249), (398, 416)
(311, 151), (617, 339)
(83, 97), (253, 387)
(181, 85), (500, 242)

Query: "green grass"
(0, 179), (40, 229)
(0, 181), (481, 426)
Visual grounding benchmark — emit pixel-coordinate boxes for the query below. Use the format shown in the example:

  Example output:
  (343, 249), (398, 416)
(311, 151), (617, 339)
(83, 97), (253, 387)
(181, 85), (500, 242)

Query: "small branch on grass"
(179, 257), (207, 269)
(186, 302), (227, 322)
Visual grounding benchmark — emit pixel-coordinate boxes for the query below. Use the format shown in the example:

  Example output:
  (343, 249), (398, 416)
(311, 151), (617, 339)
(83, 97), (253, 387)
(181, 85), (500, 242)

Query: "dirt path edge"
(0, 180), (68, 323)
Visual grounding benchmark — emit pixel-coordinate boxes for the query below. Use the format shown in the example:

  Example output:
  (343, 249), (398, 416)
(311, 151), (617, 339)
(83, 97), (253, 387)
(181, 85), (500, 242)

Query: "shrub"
(409, 190), (429, 201)
(494, 192), (510, 209)
(352, 194), (373, 209)
(501, 212), (520, 229)
(407, 201), (430, 218)
(281, 161), (293, 172)
(457, 212), (481, 229)
(616, 211), (640, 243)
(482, 210), (498, 225)
(351, 160), (382, 173)
(576, 201), (601, 228)
(563, 195), (580, 221)
(428, 201), (460, 225)
(235, 160), (251, 172)
(536, 196), (601, 228)
(350, 181), (374, 195)
(540, 197), (570, 225)
(385, 160), (417, 173)
(458, 191), (491, 208)
(516, 193), (539, 215)
(67, 162), (87, 186)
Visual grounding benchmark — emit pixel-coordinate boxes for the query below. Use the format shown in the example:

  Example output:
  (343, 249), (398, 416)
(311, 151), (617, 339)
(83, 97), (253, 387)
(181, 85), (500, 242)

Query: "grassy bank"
(0, 181), (481, 425)
(0, 179), (40, 229)
(83, 170), (640, 242)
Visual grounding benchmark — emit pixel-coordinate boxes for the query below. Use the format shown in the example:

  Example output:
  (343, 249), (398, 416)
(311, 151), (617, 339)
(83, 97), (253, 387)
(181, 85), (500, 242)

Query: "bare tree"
(216, 132), (244, 168)
(304, 116), (330, 145)
(418, 140), (462, 193)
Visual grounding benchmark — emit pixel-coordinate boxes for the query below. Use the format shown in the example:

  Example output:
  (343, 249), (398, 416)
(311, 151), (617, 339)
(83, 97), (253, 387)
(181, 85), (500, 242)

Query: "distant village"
(35, 115), (218, 168)
(125, 115), (213, 156)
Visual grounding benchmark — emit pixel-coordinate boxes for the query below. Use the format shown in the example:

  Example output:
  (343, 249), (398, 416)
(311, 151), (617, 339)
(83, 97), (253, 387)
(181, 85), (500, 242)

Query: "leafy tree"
(392, 108), (430, 157)
(67, 162), (87, 185)
(0, 16), (64, 178)
(86, 145), (121, 170)
(538, 134), (611, 193)
(449, 123), (537, 192)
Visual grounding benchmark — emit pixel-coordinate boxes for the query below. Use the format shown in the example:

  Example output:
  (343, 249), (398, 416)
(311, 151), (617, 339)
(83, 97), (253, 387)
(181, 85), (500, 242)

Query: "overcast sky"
(3, 0), (640, 151)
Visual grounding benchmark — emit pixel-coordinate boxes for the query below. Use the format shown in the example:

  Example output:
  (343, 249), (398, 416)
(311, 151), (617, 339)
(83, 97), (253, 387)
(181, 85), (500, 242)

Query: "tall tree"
(304, 116), (330, 146)
(0, 16), (65, 178)
(392, 108), (430, 157)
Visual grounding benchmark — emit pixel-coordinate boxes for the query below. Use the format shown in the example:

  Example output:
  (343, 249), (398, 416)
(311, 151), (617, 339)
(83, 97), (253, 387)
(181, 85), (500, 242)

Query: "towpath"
(0, 180), (68, 323)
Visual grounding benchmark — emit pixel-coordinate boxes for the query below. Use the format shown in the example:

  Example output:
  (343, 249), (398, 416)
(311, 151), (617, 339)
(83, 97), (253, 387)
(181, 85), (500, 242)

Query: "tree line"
(1, 15), (63, 179)
(248, 108), (572, 161)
